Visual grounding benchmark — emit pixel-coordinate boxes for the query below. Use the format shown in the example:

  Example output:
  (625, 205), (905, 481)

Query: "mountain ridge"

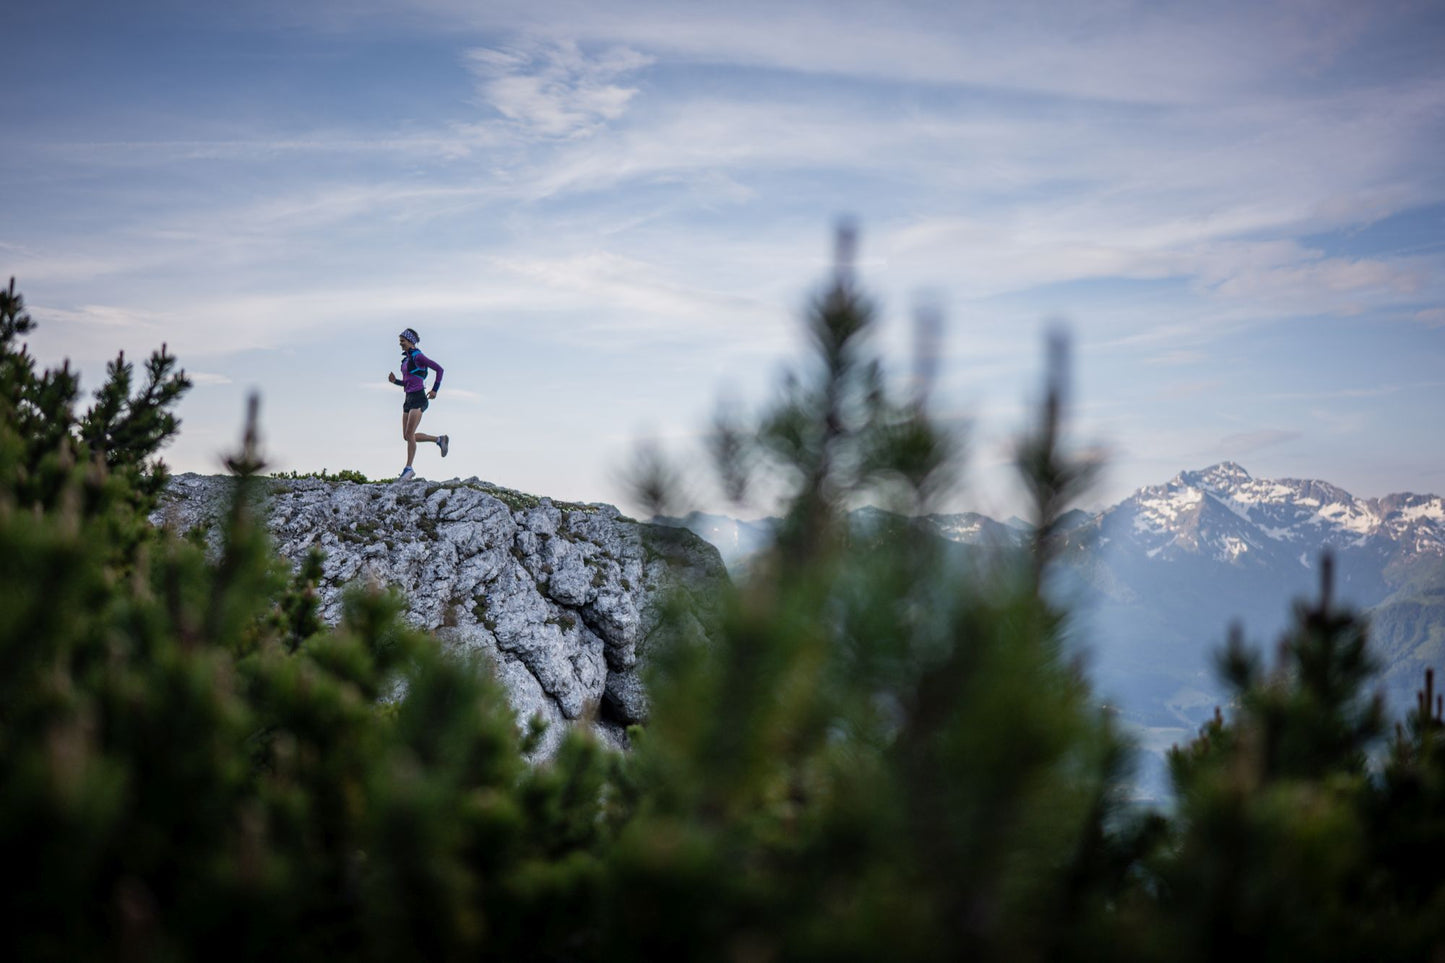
(670, 462), (1445, 797)
(675, 462), (1445, 577)
(1118, 461), (1445, 559)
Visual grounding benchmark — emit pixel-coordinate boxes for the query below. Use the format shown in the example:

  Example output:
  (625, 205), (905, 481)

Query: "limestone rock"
(152, 474), (727, 758)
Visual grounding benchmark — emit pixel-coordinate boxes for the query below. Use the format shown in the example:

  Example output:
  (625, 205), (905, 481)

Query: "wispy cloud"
(465, 39), (653, 138)
(187, 371), (233, 386)
(1260, 381), (1445, 402)
(7, 0), (1443, 509)
(405, 0), (1391, 105)
(24, 131), (499, 165)
(1151, 379), (1220, 401)
(487, 249), (773, 330)
(34, 303), (165, 330)
(1308, 408), (1369, 436)
(1218, 429), (1303, 454)
(1146, 351), (1209, 366)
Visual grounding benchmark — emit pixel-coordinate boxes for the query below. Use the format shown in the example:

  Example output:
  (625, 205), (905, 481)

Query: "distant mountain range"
(664, 463), (1445, 796)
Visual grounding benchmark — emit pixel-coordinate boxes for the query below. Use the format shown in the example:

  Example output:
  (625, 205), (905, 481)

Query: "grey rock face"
(152, 474), (727, 758)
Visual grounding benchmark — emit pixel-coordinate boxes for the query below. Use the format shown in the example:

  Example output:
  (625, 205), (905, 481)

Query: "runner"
(388, 327), (449, 480)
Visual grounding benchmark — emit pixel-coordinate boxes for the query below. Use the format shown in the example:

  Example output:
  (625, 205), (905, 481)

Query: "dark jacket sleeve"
(418, 352), (444, 392)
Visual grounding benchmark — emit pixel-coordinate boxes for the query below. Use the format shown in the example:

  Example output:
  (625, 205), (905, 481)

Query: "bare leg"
(403, 409), (425, 467)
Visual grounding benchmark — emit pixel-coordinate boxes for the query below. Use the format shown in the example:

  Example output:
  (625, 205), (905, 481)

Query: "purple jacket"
(398, 348), (444, 394)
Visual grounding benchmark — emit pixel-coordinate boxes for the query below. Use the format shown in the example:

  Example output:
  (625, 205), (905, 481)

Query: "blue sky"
(4, 0), (1444, 517)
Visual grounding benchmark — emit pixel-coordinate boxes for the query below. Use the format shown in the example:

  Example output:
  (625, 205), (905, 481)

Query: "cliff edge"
(152, 474), (728, 756)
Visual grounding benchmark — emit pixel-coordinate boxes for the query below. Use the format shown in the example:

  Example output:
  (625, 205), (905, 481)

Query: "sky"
(4, 0), (1444, 519)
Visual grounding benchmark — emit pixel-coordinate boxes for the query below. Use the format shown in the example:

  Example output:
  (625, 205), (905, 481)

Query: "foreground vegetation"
(2, 256), (1442, 961)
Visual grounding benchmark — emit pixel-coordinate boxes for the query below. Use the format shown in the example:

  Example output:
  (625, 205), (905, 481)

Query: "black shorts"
(403, 390), (429, 413)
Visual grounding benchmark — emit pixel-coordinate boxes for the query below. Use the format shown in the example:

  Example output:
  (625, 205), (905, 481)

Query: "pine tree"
(0, 282), (611, 960)
(0, 277), (192, 565)
(607, 227), (1142, 962)
(1365, 669), (1445, 957)
(1154, 557), (1402, 961)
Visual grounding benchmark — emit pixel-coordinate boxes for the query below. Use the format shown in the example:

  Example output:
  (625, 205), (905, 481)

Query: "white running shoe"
(438, 435), (450, 458)
(398, 466), (416, 481)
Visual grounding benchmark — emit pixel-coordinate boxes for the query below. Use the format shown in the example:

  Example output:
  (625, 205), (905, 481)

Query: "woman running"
(388, 327), (449, 480)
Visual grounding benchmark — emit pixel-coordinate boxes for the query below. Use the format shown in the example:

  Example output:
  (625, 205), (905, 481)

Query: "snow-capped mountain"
(1069, 463), (1444, 704)
(924, 511), (1026, 548)
(671, 463), (1445, 798)
(1055, 463), (1444, 788)
(1095, 461), (1445, 570)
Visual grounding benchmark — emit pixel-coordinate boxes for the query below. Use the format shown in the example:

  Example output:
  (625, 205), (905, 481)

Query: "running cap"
(399, 327), (420, 345)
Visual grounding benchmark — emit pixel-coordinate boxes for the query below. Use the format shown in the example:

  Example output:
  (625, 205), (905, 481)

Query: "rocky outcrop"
(152, 474), (727, 757)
